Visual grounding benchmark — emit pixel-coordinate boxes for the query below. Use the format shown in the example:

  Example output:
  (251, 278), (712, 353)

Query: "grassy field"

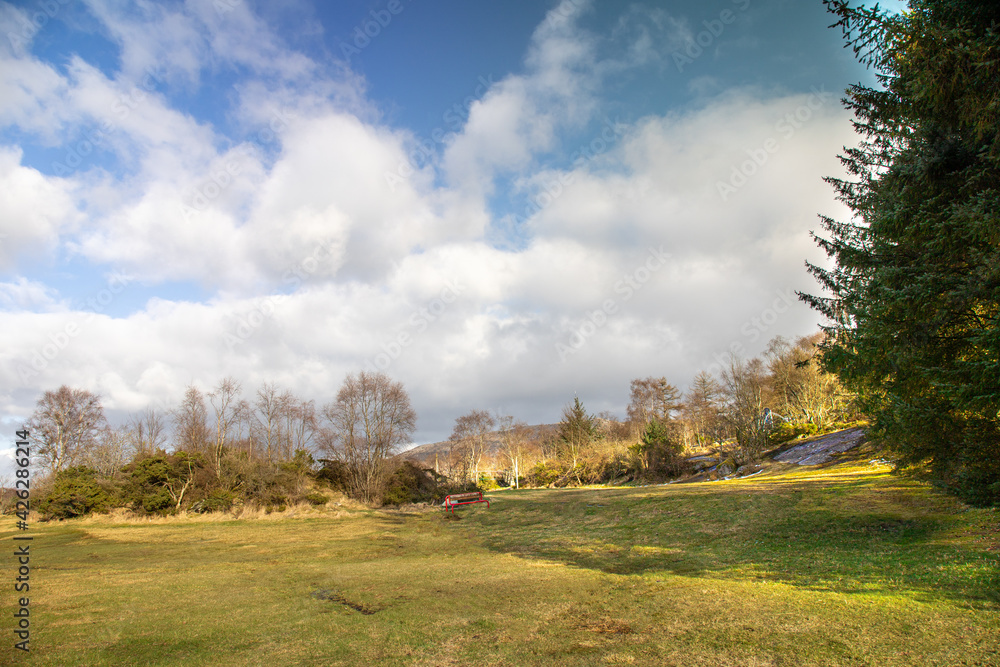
(3, 455), (998, 666)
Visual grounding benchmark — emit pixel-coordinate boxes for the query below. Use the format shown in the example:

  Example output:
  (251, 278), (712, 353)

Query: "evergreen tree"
(557, 397), (599, 475)
(803, 0), (1000, 504)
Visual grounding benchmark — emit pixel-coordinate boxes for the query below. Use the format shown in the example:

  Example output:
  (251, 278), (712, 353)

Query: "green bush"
(933, 430), (1000, 508)
(262, 492), (288, 511)
(628, 419), (690, 482)
(37, 467), (116, 519)
(219, 454), (301, 510)
(316, 459), (350, 492)
(525, 461), (566, 487)
(141, 487), (174, 514)
(304, 491), (328, 506)
(279, 449), (315, 476)
(382, 461), (445, 505)
(121, 451), (204, 515)
(477, 473), (500, 491)
(191, 489), (235, 513)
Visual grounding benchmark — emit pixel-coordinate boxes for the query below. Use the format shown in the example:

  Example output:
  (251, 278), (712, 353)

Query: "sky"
(0, 0), (891, 475)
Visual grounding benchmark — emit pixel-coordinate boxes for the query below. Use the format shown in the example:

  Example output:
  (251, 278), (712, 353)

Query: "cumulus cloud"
(0, 147), (80, 270)
(443, 0), (600, 195)
(0, 277), (64, 312)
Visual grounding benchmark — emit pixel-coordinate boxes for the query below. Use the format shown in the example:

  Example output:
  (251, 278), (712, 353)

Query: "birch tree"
(27, 386), (105, 474)
(322, 371), (416, 503)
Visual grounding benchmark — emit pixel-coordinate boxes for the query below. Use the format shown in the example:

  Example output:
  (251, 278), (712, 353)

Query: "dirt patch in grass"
(579, 618), (634, 635)
(311, 589), (379, 615)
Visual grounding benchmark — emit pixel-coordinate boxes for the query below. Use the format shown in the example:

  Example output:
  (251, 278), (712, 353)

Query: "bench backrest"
(446, 492), (482, 501)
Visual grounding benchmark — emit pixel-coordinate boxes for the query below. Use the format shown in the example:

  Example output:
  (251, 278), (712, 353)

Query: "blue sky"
(0, 0), (888, 474)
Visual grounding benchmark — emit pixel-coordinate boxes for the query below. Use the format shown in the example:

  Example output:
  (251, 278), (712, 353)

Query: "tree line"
(441, 333), (855, 489)
(18, 372), (425, 517)
(14, 334), (853, 518)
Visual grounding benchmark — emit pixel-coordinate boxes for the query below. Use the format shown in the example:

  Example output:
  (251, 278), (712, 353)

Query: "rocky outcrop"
(773, 428), (866, 465)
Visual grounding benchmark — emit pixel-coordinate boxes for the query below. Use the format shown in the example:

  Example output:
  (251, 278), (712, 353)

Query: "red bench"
(444, 491), (489, 513)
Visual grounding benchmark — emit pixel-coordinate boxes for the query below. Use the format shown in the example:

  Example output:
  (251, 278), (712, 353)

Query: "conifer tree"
(803, 0), (1000, 504)
(557, 397), (599, 476)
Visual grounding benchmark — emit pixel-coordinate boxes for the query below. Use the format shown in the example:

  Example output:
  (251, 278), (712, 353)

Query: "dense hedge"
(35, 448), (332, 519)
(36, 467), (116, 519)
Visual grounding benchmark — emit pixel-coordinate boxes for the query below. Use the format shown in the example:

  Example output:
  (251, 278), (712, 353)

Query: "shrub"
(36, 467), (116, 519)
(477, 473), (500, 491)
(279, 449), (315, 476)
(382, 461), (445, 505)
(304, 491), (328, 506)
(316, 459), (350, 493)
(218, 454), (300, 510)
(628, 420), (691, 482)
(121, 451), (204, 515)
(525, 461), (565, 487)
(141, 487), (174, 514)
(191, 489), (236, 513)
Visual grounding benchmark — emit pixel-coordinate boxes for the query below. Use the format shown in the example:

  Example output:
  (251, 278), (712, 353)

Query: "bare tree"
(683, 371), (726, 447)
(126, 407), (168, 457)
(209, 377), (242, 476)
(251, 382), (284, 463)
(231, 398), (253, 457)
(80, 425), (134, 477)
(496, 413), (533, 489)
(721, 355), (770, 464)
(449, 409), (495, 483)
(765, 334), (848, 429)
(173, 386), (211, 454)
(321, 371), (417, 503)
(444, 441), (467, 481)
(595, 411), (633, 441)
(0, 474), (13, 514)
(626, 377), (682, 432)
(281, 394), (316, 458)
(27, 386), (106, 474)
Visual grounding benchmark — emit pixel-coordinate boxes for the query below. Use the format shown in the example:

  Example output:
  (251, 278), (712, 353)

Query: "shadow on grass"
(464, 477), (999, 608)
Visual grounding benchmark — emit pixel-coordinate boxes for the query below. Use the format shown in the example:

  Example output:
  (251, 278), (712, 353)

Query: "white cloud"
(83, 0), (207, 87)
(0, 277), (64, 311)
(443, 0), (600, 195)
(0, 147), (80, 271)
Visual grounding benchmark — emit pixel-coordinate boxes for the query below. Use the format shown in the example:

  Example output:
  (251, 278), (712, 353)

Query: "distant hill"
(401, 424), (559, 469)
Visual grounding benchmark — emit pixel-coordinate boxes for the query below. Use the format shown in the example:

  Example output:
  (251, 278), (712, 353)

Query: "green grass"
(3, 459), (998, 666)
